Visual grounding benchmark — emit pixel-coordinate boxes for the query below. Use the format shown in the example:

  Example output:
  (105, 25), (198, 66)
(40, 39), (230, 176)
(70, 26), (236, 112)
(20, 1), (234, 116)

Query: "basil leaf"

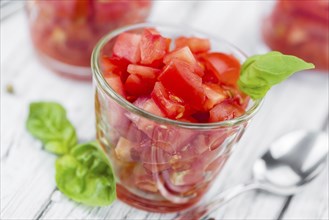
(238, 51), (315, 100)
(26, 102), (77, 155)
(55, 142), (116, 206)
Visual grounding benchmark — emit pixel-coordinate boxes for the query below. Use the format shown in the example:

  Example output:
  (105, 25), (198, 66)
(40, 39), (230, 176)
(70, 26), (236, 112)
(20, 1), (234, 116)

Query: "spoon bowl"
(253, 130), (328, 195)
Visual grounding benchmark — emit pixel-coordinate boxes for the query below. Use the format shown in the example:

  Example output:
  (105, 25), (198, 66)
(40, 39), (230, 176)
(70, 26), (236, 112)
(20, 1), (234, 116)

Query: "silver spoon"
(175, 130), (328, 220)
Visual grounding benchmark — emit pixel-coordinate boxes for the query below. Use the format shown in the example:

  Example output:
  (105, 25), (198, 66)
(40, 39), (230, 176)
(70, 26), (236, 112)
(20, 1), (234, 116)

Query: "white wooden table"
(1, 1), (328, 220)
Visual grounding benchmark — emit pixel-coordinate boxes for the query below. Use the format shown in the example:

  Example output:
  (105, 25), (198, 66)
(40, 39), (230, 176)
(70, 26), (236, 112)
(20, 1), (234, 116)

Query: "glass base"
(37, 52), (92, 81)
(116, 184), (201, 213)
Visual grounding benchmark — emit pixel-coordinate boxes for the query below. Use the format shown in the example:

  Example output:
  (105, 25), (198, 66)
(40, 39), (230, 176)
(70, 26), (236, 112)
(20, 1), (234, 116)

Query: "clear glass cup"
(91, 24), (262, 212)
(25, 0), (152, 80)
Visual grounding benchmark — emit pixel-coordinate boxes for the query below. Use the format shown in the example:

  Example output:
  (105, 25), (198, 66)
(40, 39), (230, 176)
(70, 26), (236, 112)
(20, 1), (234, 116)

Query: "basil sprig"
(27, 102), (77, 155)
(56, 142), (116, 206)
(238, 51), (315, 100)
(26, 102), (116, 206)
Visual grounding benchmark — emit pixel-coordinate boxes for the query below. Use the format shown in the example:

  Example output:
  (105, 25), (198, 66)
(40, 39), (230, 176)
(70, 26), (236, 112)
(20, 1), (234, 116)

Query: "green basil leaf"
(55, 142), (116, 206)
(26, 102), (77, 155)
(238, 51), (315, 100)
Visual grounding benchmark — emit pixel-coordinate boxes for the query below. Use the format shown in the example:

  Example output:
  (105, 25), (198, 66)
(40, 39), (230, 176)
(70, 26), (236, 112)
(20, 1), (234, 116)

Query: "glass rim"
(91, 23), (263, 129)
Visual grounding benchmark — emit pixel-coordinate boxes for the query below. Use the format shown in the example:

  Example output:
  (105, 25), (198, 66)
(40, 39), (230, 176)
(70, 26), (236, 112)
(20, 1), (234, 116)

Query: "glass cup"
(26, 0), (152, 80)
(91, 24), (262, 212)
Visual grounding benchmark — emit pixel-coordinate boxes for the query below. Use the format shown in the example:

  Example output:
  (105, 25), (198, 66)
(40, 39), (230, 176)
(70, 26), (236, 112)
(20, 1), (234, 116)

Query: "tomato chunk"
(175, 37), (211, 53)
(124, 74), (154, 97)
(127, 64), (160, 79)
(209, 100), (245, 122)
(140, 29), (170, 65)
(199, 53), (241, 86)
(163, 47), (204, 77)
(159, 60), (205, 110)
(104, 74), (125, 97)
(113, 32), (141, 63)
(151, 82), (185, 119)
(202, 83), (227, 110)
(222, 85), (250, 109)
(102, 56), (130, 81)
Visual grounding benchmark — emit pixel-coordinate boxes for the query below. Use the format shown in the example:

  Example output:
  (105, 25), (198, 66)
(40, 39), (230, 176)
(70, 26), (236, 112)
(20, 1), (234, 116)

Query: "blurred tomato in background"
(263, 0), (329, 71)
(26, 0), (152, 80)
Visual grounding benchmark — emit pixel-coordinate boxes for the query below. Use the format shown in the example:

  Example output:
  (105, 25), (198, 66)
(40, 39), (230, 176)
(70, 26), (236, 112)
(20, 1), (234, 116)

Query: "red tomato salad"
(101, 28), (249, 123)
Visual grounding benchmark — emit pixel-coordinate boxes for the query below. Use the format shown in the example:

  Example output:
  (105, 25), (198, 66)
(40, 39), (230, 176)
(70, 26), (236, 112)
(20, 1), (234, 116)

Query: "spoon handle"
(174, 181), (260, 220)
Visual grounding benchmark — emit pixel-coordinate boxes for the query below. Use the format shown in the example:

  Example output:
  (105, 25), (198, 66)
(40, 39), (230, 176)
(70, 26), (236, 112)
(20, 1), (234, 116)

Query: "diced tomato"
(191, 111), (209, 123)
(222, 85), (250, 109)
(102, 56), (130, 81)
(199, 53), (241, 86)
(209, 100), (245, 122)
(133, 97), (164, 117)
(163, 47), (204, 76)
(202, 83), (227, 110)
(140, 29), (170, 65)
(127, 64), (160, 79)
(151, 82), (185, 119)
(113, 32), (141, 63)
(124, 74), (154, 96)
(159, 60), (205, 110)
(175, 37), (211, 53)
(104, 74), (126, 97)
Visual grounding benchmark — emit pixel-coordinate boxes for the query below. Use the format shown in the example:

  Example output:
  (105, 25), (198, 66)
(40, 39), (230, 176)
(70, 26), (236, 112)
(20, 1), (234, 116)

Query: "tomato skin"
(199, 53), (241, 86)
(140, 29), (171, 65)
(113, 32), (141, 63)
(209, 100), (245, 122)
(175, 37), (211, 54)
(151, 82), (185, 119)
(159, 60), (206, 111)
